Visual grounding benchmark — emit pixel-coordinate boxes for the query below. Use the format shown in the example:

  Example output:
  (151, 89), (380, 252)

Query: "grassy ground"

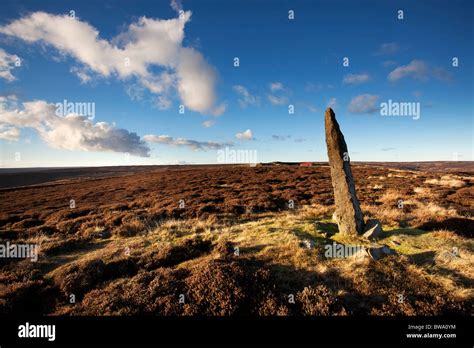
(2, 203), (471, 316)
(1, 166), (472, 315)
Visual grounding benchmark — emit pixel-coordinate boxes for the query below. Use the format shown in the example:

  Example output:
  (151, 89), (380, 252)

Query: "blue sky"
(0, 0), (472, 167)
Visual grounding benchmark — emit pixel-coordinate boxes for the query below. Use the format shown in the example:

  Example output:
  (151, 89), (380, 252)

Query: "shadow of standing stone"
(325, 107), (364, 236)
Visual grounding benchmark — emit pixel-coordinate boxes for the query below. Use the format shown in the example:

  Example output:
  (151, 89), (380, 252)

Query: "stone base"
(362, 219), (384, 241)
(367, 244), (396, 260)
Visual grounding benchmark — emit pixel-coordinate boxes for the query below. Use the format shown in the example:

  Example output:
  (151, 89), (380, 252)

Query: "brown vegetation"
(0, 163), (472, 315)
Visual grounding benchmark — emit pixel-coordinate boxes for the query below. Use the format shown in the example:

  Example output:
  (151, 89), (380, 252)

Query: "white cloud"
(388, 60), (453, 83)
(170, 0), (183, 12)
(141, 72), (176, 94)
(233, 85), (259, 108)
(0, 48), (19, 82)
(210, 102), (226, 116)
(348, 94), (379, 113)
(0, 96), (150, 156)
(388, 60), (428, 82)
(155, 95), (172, 110)
(202, 120), (215, 128)
(175, 47), (217, 113)
(0, 124), (20, 140)
(343, 73), (370, 85)
(267, 94), (289, 105)
(125, 84), (145, 101)
(235, 129), (254, 141)
(70, 66), (91, 84)
(327, 97), (337, 108)
(144, 134), (232, 150)
(0, 7), (221, 114)
(0, 95), (17, 103)
(375, 42), (399, 56)
(267, 82), (290, 106)
(269, 82), (284, 92)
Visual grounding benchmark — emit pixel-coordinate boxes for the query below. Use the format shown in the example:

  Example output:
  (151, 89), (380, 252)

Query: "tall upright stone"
(325, 107), (364, 235)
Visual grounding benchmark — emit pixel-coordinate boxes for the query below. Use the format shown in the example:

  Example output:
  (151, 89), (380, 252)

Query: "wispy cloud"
(125, 84), (145, 101)
(267, 82), (290, 106)
(232, 85), (260, 108)
(210, 102), (227, 116)
(307, 105), (318, 113)
(144, 134), (232, 150)
(432, 67), (453, 82)
(0, 48), (19, 82)
(267, 94), (289, 105)
(0, 124), (20, 140)
(155, 95), (172, 110)
(348, 94), (379, 113)
(202, 120), (215, 128)
(327, 97), (337, 108)
(375, 42), (400, 56)
(388, 60), (429, 82)
(343, 73), (370, 85)
(170, 0), (183, 12)
(269, 82), (284, 92)
(70, 66), (91, 84)
(388, 60), (453, 82)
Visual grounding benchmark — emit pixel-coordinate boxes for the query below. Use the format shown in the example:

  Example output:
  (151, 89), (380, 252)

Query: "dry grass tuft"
(425, 175), (467, 188)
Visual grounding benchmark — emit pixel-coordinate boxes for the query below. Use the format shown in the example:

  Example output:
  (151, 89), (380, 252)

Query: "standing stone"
(325, 107), (364, 235)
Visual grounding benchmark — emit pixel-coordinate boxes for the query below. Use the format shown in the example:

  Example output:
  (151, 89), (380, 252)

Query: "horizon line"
(0, 160), (472, 170)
